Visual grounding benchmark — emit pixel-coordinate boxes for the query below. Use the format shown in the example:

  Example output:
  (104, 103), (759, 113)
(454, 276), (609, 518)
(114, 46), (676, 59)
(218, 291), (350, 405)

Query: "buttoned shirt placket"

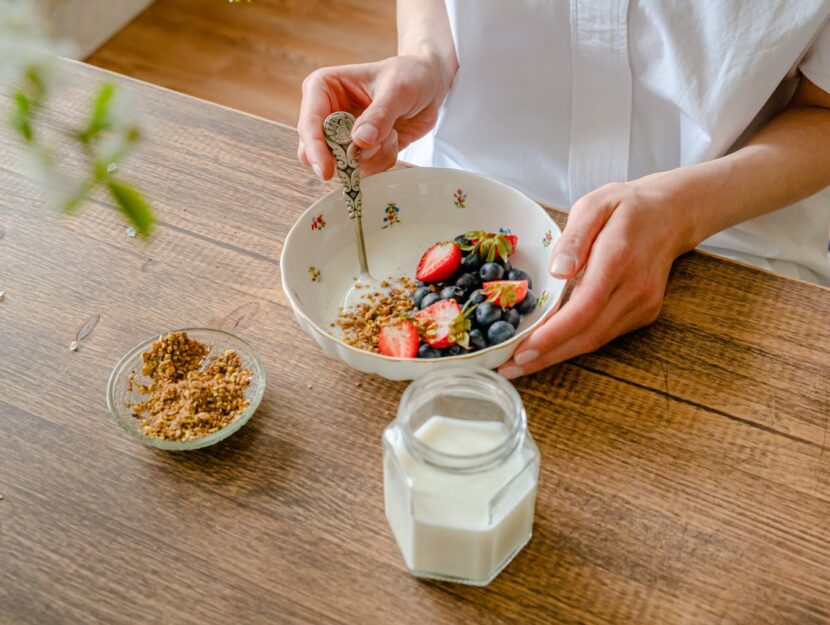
(567, 0), (633, 205)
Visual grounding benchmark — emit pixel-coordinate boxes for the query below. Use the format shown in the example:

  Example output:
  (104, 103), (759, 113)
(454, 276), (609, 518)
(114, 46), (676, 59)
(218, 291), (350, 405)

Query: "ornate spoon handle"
(323, 112), (369, 276)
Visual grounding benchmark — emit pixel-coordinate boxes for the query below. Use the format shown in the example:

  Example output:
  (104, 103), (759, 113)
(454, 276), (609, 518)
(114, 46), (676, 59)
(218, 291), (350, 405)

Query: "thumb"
(351, 88), (408, 149)
(550, 191), (617, 279)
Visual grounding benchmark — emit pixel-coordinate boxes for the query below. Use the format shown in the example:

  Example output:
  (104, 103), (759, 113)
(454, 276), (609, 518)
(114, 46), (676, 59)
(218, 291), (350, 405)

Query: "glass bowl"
(106, 328), (266, 451)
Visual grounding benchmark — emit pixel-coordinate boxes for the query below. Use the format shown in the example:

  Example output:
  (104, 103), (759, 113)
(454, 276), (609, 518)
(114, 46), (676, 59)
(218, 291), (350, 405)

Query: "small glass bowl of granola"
(106, 328), (266, 450)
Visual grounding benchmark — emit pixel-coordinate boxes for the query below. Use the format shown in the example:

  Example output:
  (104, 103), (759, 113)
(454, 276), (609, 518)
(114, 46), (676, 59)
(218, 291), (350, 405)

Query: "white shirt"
(401, 0), (830, 284)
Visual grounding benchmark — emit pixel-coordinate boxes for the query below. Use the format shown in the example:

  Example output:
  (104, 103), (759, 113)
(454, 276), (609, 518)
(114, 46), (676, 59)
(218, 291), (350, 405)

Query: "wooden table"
(1, 60), (828, 625)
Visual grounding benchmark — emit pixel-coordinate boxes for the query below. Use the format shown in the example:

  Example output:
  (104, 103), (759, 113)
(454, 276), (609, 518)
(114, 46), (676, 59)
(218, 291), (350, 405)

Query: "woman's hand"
(297, 53), (454, 179)
(499, 77), (830, 380)
(499, 176), (696, 379)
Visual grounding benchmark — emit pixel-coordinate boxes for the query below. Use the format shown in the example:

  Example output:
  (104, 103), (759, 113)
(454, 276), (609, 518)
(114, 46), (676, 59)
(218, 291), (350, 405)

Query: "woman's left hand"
(499, 175), (696, 379)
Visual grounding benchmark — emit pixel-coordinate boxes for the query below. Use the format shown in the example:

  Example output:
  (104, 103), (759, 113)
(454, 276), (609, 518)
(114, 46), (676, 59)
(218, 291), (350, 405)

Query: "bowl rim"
(106, 327), (267, 451)
(280, 166), (565, 364)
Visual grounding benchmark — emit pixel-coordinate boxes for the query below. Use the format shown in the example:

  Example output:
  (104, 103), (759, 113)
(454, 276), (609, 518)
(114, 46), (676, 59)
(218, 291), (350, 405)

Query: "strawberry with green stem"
(482, 280), (529, 308)
(414, 299), (475, 349)
(460, 231), (518, 263)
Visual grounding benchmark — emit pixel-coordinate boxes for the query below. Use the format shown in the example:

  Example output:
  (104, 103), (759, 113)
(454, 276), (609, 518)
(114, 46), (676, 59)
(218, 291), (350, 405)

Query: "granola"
(128, 331), (252, 441)
(334, 276), (418, 352)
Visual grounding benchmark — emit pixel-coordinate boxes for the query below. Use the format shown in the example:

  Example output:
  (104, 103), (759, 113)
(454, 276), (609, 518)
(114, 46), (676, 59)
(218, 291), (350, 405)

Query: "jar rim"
(397, 366), (526, 473)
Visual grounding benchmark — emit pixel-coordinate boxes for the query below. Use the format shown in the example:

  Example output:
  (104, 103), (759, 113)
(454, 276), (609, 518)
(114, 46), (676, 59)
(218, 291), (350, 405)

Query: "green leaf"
(485, 241), (496, 263)
(501, 236), (514, 257)
(107, 179), (154, 236)
(11, 92), (34, 142)
(79, 83), (115, 145)
(496, 239), (508, 261)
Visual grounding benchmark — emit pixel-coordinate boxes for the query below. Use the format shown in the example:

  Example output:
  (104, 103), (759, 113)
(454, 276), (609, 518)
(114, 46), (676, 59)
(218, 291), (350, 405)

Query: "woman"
(297, 0), (830, 379)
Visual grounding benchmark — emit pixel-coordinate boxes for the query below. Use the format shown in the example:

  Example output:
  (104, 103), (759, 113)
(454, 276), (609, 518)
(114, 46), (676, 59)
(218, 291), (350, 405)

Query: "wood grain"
(86, 0), (397, 126)
(0, 60), (829, 625)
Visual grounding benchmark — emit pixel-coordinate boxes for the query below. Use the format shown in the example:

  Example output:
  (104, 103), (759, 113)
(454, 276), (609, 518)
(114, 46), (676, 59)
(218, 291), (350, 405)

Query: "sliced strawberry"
(415, 241), (462, 283)
(482, 280), (528, 308)
(378, 319), (419, 358)
(462, 231), (518, 262)
(414, 299), (472, 349)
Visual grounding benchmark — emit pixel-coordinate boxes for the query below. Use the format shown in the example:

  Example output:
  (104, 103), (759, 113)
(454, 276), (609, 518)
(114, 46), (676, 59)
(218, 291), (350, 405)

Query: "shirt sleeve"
(800, 19), (830, 93)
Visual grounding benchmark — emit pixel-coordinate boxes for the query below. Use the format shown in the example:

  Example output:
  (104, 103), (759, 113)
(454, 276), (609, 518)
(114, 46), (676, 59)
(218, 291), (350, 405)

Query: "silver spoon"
(323, 111), (384, 307)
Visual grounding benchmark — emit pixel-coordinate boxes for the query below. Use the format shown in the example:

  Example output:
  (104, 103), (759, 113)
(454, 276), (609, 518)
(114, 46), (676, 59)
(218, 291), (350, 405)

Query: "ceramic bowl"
(281, 167), (566, 381)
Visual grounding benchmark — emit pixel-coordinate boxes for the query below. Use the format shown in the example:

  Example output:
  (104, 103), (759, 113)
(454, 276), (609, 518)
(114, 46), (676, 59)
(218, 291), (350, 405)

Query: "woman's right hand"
(297, 53), (453, 179)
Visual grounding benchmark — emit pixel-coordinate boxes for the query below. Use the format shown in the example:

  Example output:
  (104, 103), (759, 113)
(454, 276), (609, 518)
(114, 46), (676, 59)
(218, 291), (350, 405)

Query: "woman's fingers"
(549, 185), (620, 279)
(360, 129), (399, 176)
(297, 140), (310, 168)
(506, 277), (618, 373)
(512, 242), (621, 367)
(499, 300), (648, 379)
(352, 79), (410, 150)
(298, 68), (359, 180)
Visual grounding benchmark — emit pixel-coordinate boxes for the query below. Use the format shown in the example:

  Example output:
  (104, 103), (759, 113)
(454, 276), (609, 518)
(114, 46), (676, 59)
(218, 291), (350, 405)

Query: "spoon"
(323, 111), (384, 308)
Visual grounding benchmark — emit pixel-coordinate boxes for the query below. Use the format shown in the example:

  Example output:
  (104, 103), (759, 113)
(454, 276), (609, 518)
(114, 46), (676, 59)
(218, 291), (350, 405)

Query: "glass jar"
(383, 366), (540, 586)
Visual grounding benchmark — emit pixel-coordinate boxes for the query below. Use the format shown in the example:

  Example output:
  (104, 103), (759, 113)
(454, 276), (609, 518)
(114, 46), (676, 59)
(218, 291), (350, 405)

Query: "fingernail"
(514, 350), (538, 366)
(550, 253), (575, 277)
(311, 163), (323, 179)
(352, 123), (379, 145)
(500, 365), (523, 380)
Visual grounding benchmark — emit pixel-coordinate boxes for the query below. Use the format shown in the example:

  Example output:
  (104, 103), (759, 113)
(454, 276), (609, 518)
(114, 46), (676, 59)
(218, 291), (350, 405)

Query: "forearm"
(640, 78), (830, 251)
(397, 0), (458, 95)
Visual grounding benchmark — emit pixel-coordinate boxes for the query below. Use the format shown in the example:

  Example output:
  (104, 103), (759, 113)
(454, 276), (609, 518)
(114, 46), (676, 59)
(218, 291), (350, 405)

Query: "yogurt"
(383, 370), (540, 587)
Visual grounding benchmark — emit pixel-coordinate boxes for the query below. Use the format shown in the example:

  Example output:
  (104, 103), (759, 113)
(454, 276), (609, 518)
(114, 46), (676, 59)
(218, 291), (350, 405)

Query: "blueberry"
(507, 268), (533, 289)
(420, 292), (441, 309)
(515, 290), (537, 315)
(440, 285), (465, 302)
(418, 343), (442, 359)
(411, 286), (432, 308)
(479, 262), (504, 282)
(467, 289), (487, 305)
(454, 234), (469, 246)
(455, 272), (480, 291)
(498, 259), (512, 274)
(475, 301), (502, 328)
(487, 320), (516, 345)
(468, 328), (488, 351)
(503, 308), (521, 328)
(460, 251), (483, 272)
(416, 280), (427, 287)
(445, 344), (466, 357)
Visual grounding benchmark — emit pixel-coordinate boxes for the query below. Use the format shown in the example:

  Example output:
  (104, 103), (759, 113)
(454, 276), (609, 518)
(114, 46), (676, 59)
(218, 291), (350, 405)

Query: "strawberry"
(414, 299), (473, 349)
(378, 319), (420, 358)
(415, 241), (462, 283)
(461, 231), (518, 263)
(482, 280), (528, 308)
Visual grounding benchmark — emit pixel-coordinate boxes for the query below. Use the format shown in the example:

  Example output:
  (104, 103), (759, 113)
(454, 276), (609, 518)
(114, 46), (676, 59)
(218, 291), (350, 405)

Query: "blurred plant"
(1, 1), (153, 236)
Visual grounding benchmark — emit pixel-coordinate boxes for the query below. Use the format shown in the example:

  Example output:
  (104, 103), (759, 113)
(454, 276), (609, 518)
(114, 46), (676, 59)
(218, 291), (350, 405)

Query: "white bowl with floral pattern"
(281, 167), (566, 381)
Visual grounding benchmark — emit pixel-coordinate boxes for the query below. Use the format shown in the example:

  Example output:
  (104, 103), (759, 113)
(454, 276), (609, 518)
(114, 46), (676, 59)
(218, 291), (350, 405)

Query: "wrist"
(400, 49), (457, 98)
(631, 169), (705, 257)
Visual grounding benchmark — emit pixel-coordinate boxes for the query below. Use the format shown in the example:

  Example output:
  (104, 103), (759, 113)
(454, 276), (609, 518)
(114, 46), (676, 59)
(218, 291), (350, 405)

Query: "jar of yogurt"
(383, 366), (540, 586)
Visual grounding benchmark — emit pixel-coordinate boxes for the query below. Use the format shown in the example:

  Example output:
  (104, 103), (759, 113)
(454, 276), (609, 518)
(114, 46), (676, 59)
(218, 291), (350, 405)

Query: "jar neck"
(397, 366), (526, 474)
